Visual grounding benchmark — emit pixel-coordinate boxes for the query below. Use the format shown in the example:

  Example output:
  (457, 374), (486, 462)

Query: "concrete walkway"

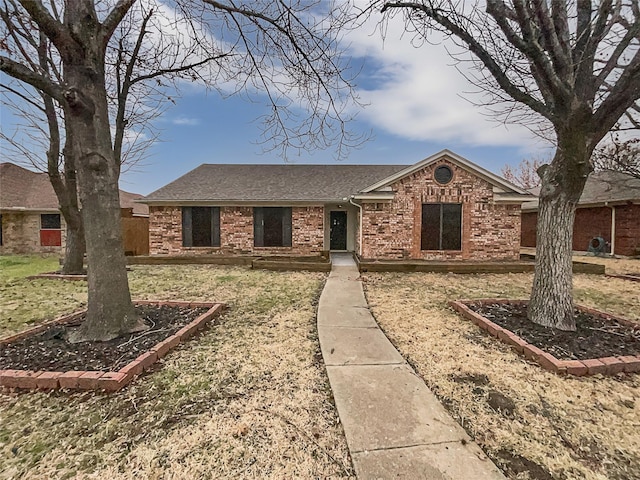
(318, 253), (506, 479)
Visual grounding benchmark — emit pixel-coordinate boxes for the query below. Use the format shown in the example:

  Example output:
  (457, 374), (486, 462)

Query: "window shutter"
(254, 207), (264, 247)
(182, 207), (193, 247)
(282, 207), (292, 247)
(212, 207), (221, 247)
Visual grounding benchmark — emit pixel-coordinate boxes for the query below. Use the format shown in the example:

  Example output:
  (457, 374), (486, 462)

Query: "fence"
(122, 216), (149, 256)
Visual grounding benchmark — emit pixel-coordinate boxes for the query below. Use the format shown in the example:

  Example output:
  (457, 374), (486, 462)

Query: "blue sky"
(118, 12), (552, 196)
(120, 91), (542, 196)
(1, 4), (553, 196)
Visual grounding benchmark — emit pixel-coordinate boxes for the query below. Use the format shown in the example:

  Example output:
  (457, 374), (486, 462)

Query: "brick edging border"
(0, 301), (226, 392)
(448, 299), (640, 376)
(605, 274), (640, 283)
(26, 273), (88, 281)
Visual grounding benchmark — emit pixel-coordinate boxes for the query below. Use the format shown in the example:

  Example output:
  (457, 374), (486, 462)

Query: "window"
(40, 213), (62, 246)
(182, 207), (220, 247)
(421, 204), (462, 251)
(254, 207), (292, 247)
(434, 165), (453, 185)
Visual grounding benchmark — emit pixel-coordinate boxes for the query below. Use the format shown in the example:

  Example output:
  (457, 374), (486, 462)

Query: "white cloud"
(345, 15), (548, 151)
(172, 116), (200, 126)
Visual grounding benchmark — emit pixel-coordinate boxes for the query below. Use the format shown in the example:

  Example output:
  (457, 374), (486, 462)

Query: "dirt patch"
(468, 302), (640, 360)
(451, 372), (490, 386)
(496, 449), (553, 480)
(486, 390), (517, 417)
(0, 305), (208, 372)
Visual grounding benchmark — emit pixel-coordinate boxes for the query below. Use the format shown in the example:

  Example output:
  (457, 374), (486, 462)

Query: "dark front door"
(330, 211), (347, 250)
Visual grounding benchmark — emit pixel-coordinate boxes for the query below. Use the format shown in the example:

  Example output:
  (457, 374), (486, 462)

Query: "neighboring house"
(141, 150), (533, 260)
(0, 162), (149, 255)
(521, 170), (640, 256)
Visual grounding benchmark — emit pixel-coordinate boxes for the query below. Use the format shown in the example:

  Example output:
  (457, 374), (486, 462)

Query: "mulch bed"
(467, 302), (640, 361)
(0, 305), (208, 372)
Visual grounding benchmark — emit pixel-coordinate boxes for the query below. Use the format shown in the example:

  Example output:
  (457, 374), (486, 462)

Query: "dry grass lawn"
(0, 258), (353, 479)
(0, 256), (87, 336)
(364, 262), (640, 480)
(572, 254), (640, 275)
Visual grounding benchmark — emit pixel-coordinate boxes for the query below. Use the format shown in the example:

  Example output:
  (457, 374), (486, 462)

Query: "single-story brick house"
(0, 162), (149, 255)
(521, 170), (640, 256)
(141, 150), (534, 261)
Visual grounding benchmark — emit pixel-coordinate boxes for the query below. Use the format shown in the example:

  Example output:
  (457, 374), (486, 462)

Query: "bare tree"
(1, 79), (87, 274)
(592, 136), (640, 178)
(501, 156), (549, 190)
(369, 0), (640, 330)
(1, 0), (357, 341)
(1, 1), (227, 275)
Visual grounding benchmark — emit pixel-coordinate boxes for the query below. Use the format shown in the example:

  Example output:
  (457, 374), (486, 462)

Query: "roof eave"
(493, 193), (537, 204)
(141, 199), (349, 206)
(0, 206), (60, 212)
(522, 198), (640, 212)
(351, 193), (395, 201)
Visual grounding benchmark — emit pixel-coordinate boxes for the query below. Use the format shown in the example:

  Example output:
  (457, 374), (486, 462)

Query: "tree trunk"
(61, 217), (86, 275)
(50, 170), (87, 275)
(527, 190), (577, 330)
(59, 125), (86, 275)
(527, 126), (593, 332)
(71, 153), (143, 341)
(64, 1), (143, 342)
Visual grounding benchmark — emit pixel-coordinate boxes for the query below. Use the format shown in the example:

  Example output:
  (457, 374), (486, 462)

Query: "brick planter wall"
(361, 159), (522, 260)
(449, 299), (640, 376)
(149, 206), (324, 256)
(0, 301), (226, 392)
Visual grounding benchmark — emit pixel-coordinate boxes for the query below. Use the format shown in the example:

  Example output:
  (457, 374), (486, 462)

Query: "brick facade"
(520, 204), (640, 256)
(149, 205), (324, 256)
(360, 160), (522, 260)
(0, 211), (66, 254)
(615, 205), (640, 256)
(574, 207), (613, 252)
(520, 212), (537, 247)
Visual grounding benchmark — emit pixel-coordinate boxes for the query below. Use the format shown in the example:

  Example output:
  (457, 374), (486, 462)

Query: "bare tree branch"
(16, 0), (74, 55)
(381, 1), (551, 118)
(0, 54), (62, 100)
(101, 0), (136, 48)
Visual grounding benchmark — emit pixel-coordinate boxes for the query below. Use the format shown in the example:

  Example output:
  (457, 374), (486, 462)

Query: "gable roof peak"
(360, 149), (530, 195)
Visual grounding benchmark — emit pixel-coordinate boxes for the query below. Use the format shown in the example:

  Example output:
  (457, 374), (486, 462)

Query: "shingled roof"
(0, 162), (60, 211)
(0, 162), (149, 216)
(142, 164), (410, 203)
(523, 170), (640, 211)
(119, 190), (149, 217)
